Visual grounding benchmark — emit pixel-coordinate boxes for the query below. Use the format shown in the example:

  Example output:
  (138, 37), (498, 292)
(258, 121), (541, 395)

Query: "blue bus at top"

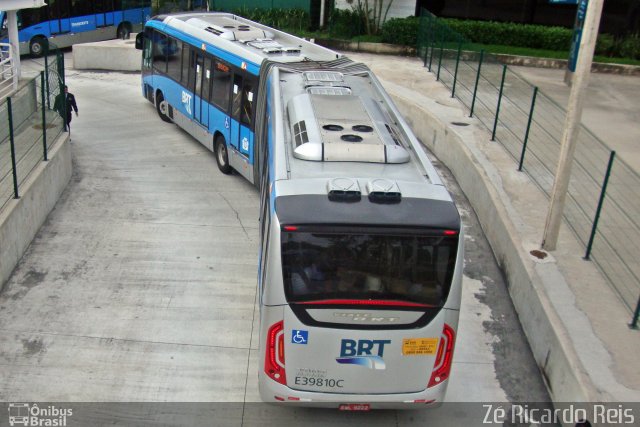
(136, 12), (339, 184)
(0, 0), (152, 56)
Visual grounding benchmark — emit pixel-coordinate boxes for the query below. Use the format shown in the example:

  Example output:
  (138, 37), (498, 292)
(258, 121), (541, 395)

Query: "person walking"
(54, 85), (78, 130)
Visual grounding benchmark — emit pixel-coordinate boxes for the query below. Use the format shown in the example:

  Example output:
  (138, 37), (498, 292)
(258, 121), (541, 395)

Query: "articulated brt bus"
(0, 0), (151, 56)
(136, 12), (463, 409)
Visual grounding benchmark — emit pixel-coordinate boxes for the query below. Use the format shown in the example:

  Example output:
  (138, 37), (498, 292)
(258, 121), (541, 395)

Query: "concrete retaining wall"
(73, 38), (141, 71)
(0, 135), (72, 290)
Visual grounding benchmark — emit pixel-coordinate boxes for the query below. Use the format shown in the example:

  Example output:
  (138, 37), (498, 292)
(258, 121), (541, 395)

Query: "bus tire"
(215, 136), (232, 175)
(155, 91), (172, 123)
(29, 36), (48, 58)
(117, 23), (131, 40)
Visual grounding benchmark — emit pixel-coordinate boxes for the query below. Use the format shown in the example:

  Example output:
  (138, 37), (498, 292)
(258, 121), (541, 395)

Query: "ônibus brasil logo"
(336, 339), (390, 370)
(7, 403), (72, 426)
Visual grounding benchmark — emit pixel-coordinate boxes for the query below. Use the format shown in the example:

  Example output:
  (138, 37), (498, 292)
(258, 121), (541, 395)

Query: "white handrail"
(0, 42), (18, 100)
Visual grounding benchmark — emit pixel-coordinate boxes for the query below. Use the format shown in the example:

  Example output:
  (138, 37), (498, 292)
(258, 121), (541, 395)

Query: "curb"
(314, 38), (640, 75)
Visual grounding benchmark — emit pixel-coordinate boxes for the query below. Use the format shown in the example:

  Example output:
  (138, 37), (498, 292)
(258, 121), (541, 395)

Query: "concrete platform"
(72, 36), (141, 71)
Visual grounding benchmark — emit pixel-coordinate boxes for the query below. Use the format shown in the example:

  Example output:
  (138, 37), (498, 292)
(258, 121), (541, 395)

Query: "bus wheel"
(155, 92), (172, 123)
(215, 136), (232, 174)
(29, 37), (48, 58)
(117, 24), (131, 40)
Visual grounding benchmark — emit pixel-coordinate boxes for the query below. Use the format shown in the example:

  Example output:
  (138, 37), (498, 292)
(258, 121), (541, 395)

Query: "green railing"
(0, 44), (65, 212)
(418, 10), (640, 324)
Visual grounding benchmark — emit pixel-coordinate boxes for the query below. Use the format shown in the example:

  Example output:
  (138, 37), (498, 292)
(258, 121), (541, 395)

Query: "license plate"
(339, 404), (371, 411)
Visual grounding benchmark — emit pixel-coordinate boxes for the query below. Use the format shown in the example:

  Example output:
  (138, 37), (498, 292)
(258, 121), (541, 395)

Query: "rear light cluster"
(265, 321), (287, 385)
(428, 323), (455, 388)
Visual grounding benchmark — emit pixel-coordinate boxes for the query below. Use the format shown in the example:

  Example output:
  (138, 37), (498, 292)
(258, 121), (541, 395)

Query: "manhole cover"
(451, 122), (470, 127)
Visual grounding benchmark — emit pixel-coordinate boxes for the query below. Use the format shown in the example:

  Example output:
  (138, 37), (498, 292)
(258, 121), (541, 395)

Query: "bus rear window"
(281, 229), (458, 306)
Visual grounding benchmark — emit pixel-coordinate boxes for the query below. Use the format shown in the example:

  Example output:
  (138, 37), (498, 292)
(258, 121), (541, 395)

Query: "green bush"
(595, 33), (616, 56)
(327, 8), (367, 39)
(441, 19), (573, 51)
(380, 17), (420, 46)
(232, 7), (310, 32)
(617, 33), (640, 59)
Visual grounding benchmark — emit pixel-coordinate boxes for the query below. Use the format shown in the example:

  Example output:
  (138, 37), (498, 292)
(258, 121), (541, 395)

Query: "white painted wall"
(1, 0), (46, 11)
(333, 0), (416, 22)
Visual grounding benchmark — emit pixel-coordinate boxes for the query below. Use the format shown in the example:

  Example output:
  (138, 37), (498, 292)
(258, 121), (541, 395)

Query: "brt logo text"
(336, 339), (390, 370)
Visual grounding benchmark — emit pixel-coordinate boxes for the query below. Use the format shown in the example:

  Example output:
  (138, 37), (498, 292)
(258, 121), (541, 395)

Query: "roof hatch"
(287, 93), (410, 164)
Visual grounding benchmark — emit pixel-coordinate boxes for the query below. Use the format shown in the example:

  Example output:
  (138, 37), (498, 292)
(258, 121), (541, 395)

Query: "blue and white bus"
(0, 0), (151, 56)
(137, 12), (464, 409)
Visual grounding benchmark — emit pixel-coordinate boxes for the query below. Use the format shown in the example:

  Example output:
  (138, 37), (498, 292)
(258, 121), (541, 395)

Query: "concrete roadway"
(0, 58), (550, 424)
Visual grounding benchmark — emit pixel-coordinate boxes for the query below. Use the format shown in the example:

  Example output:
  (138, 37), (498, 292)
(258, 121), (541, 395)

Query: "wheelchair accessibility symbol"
(292, 329), (308, 345)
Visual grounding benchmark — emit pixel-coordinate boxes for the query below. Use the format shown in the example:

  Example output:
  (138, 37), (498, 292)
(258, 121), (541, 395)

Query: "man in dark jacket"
(54, 85), (78, 129)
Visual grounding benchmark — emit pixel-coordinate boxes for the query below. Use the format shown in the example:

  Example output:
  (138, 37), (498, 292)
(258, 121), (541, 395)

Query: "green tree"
(346, 0), (395, 35)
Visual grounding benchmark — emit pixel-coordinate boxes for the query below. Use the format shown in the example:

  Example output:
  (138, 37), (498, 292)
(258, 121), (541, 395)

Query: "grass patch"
(469, 44), (640, 66)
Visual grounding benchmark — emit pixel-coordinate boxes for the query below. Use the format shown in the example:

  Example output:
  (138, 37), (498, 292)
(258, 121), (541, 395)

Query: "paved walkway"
(346, 51), (640, 403)
(510, 66), (640, 174)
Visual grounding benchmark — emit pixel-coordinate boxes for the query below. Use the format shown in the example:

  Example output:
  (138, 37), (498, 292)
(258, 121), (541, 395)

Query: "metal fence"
(417, 10), (640, 325)
(0, 45), (66, 212)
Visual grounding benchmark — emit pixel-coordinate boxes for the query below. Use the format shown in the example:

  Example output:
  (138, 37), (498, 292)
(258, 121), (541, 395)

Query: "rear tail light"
(265, 320), (287, 385)
(428, 323), (455, 388)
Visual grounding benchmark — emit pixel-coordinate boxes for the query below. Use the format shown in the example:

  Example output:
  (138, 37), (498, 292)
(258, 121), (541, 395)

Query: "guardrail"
(0, 44), (66, 213)
(418, 9), (640, 326)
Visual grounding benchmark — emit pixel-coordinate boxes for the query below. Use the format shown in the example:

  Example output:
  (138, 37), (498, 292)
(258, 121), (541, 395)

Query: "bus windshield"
(281, 229), (458, 306)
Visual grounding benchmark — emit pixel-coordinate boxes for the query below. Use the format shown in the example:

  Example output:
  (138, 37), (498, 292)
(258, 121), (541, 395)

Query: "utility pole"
(541, 0), (605, 251)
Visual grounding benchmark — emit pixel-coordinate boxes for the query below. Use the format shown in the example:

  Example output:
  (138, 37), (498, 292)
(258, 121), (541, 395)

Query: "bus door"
(193, 53), (209, 128)
(48, 0), (71, 34)
(230, 72), (257, 161)
(94, 0), (115, 28)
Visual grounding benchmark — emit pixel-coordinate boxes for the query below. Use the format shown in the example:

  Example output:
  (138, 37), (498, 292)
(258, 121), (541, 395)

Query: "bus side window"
(241, 80), (255, 128)
(166, 37), (182, 82)
(71, 0), (92, 17)
(232, 74), (243, 122)
(187, 48), (197, 91)
(20, 8), (42, 29)
(204, 56), (213, 102)
(152, 32), (167, 73)
(142, 28), (153, 70)
(57, 0), (71, 19)
(210, 60), (231, 112)
(180, 45), (190, 87)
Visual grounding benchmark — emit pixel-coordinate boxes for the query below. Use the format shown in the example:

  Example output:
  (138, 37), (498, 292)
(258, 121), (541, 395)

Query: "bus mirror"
(135, 33), (144, 50)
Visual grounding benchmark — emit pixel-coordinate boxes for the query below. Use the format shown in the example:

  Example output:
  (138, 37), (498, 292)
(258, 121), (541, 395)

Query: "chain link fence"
(0, 43), (66, 212)
(418, 10), (640, 325)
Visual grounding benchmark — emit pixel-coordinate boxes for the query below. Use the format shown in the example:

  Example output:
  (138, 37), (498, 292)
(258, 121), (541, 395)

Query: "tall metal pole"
(469, 50), (484, 118)
(584, 150), (615, 260)
(541, 0), (605, 251)
(7, 11), (21, 83)
(519, 86), (538, 171)
(491, 65), (507, 142)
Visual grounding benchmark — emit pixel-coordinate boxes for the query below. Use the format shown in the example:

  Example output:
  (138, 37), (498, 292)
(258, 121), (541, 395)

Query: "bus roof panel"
(158, 12), (339, 66)
(271, 63), (444, 188)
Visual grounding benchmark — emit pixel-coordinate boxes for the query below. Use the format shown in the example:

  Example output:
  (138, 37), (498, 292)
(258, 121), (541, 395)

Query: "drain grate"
(33, 123), (58, 130)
